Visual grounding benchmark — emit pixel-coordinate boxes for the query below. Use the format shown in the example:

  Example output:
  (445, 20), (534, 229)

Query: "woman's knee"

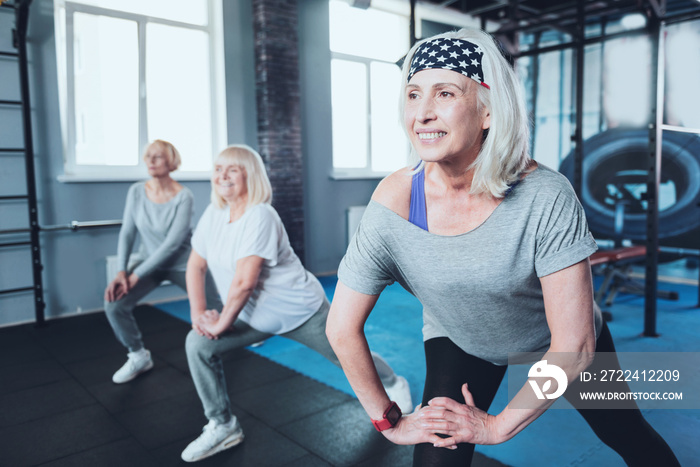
(104, 300), (115, 316)
(185, 329), (216, 360)
(104, 298), (129, 319)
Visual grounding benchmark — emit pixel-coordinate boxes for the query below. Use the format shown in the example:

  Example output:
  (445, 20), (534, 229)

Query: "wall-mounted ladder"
(0, 0), (45, 325)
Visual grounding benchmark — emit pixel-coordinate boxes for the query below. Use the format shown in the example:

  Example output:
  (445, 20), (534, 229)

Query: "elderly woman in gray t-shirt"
(326, 28), (679, 467)
(104, 139), (220, 385)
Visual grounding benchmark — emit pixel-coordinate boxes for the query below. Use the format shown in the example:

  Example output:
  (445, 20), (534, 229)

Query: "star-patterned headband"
(407, 38), (490, 89)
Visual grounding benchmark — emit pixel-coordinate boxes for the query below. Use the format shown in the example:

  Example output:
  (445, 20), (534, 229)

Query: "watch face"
(385, 403), (402, 426)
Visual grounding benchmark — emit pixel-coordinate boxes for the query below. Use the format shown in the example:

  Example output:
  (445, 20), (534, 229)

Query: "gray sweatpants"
(185, 298), (398, 424)
(105, 267), (222, 353)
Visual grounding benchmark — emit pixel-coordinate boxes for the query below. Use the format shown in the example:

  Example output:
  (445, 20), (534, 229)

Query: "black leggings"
(413, 323), (680, 467)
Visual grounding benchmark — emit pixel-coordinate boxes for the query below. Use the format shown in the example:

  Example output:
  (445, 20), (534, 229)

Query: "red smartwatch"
(371, 401), (402, 432)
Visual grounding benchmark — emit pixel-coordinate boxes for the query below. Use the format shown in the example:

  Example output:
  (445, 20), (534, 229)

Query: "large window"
(520, 19), (700, 168)
(328, 1), (410, 178)
(55, 0), (226, 180)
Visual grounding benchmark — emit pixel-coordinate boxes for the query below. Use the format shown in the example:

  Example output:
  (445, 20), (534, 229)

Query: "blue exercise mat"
(155, 274), (700, 466)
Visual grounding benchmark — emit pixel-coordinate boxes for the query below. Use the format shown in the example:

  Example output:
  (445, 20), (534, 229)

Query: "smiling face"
(404, 68), (490, 167)
(212, 159), (248, 205)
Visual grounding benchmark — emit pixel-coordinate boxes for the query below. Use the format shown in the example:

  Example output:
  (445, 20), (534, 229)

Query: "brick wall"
(253, 0), (305, 262)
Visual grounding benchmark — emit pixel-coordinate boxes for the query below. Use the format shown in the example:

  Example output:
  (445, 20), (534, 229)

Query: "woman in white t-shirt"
(180, 145), (412, 463)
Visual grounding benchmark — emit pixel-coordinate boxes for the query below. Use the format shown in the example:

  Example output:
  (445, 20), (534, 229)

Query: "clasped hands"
(384, 383), (501, 450)
(192, 309), (231, 340)
(105, 271), (139, 302)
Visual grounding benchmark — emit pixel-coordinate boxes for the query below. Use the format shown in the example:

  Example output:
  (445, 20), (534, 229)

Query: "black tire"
(559, 128), (700, 248)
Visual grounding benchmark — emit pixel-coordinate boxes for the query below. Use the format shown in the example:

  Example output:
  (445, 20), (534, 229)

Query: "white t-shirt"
(192, 203), (324, 334)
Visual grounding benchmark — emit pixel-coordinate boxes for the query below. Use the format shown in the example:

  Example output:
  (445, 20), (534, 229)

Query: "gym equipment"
(590, 246), (679, 320)
(562, 129), (696, 319)
(559, 128), (700, 250)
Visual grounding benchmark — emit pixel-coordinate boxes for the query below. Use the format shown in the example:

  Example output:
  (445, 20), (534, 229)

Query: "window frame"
(330, 51), (399, 180)
(54, 0), (227, 182)
(327, 0), (479, 180)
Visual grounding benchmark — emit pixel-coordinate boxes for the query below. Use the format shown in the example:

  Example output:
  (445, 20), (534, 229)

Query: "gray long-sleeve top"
(116, 181), (194, 278)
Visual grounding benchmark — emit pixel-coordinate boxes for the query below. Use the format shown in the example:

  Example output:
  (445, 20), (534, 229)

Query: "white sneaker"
(112, 349), (154, 384)
(181, 418), (244, 463)
(385, 375), (413, 414)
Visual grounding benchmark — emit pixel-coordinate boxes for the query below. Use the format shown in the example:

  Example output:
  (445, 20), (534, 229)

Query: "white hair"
(210, 144), (272, 209)
(400, 27), (531, 198)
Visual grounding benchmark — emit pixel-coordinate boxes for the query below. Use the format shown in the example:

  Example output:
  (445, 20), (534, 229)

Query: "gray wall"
(0, 0), (378, 326)
(298, 0), (380, 275)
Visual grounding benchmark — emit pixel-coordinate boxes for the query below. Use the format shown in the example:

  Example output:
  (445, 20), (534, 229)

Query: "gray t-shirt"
(117, 181), (193, 278)
(338, 165), (601, 365)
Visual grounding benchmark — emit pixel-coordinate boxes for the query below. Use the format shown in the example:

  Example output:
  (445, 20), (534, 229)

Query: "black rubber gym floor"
(0, 305), (508, 466)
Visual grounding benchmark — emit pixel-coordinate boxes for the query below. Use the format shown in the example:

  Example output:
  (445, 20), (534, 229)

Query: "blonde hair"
(143, 139), (181, 172)
(400, 27), (531, 198)
(210, 144), (273, 209)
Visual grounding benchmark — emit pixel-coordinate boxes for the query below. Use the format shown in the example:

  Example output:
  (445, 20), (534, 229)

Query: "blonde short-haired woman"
(105, 139), (221, 384)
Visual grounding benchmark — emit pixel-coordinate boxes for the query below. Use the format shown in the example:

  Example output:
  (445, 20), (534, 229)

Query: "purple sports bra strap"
(408, 169), (521, 232)
(409, 169), (429, 231)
